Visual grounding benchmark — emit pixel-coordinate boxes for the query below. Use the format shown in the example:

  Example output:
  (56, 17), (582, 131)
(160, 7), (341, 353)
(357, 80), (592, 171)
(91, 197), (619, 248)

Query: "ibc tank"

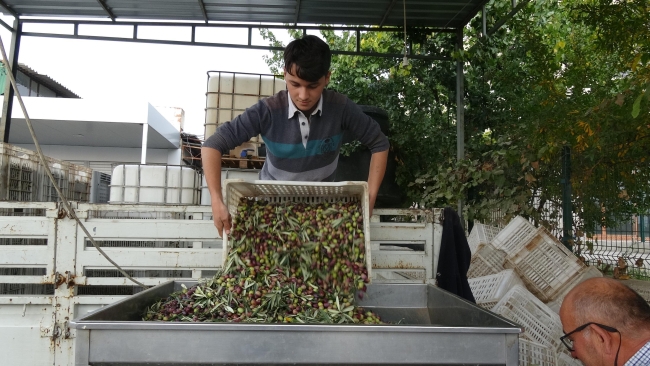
(200, 168), (260, 206)
(204, 72), (286, 141)
(109, 165), (199, 205)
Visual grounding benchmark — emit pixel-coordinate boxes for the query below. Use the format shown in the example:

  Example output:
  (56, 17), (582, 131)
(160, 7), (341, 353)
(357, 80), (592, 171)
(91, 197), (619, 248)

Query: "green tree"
(462, 0), (650, 242)
(259, 0), (650, 244)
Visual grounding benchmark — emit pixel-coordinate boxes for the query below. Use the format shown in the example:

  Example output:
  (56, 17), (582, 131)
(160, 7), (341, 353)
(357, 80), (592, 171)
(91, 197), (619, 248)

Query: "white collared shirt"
(288, 96), (323, 148)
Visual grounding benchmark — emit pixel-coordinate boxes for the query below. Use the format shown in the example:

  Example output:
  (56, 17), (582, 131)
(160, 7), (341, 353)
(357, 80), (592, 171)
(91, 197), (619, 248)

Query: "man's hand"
(211, 198), (232, 237)
(202, 146), (230, 236)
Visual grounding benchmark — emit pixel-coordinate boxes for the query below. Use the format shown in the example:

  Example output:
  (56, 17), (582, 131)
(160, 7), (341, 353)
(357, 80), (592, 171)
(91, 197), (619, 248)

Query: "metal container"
(71, 281), (521, 365)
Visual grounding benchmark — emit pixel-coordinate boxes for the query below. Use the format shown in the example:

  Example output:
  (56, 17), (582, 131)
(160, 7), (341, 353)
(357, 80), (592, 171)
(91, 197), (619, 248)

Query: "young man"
(202, 35), (390, 235)
(559, 277), (650, 366)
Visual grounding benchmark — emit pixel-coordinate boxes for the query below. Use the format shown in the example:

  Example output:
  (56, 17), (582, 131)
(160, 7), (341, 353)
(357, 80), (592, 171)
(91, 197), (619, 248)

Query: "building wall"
(2, 67), (67, 98)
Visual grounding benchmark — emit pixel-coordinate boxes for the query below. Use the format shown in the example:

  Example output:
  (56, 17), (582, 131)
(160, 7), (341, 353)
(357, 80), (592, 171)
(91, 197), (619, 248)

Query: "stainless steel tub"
(71, 281), (521, 365)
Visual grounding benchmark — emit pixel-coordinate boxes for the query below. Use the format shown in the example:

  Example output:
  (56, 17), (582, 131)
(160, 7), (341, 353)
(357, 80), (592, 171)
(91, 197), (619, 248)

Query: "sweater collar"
(288, 92), (323, 118)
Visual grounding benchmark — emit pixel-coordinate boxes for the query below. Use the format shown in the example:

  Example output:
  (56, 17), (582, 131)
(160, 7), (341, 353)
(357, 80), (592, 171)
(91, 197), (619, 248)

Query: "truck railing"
(1, 201), (443, 366)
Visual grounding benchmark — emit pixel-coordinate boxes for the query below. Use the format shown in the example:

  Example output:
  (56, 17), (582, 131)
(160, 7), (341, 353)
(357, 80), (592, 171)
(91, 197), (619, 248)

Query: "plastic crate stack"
(545, 265), (604, 312)
(625, 279), (650, 304)
(0, 143), (92, 203)
(493, 285), (565, 352)
(467, 222), (502, 255)
(468, 269), (524, 310)
(0, 143), (40, 202)
(467, 243), (508, 278)
(467, 222), (510, 278)
(467, 216), (607, 365)
(518, 338), (557, 366)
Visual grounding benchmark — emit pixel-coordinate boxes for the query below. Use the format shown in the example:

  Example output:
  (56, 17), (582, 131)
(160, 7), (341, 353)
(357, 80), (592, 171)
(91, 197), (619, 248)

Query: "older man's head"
(559, 277), (650, 366)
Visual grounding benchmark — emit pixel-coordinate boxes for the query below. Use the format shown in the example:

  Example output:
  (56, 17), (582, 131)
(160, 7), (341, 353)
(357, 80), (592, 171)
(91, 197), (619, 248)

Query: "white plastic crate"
(0, 143), (94, 203)
(468, 269), (525, 310)
(492, 285), (564, 352)
(519, 339), (558, 366)
(467, 243), (507, 278)
(505, 227), (586, 302)
(67, 162), (93, 202)
(0, 143), (40, 202)
(222, 179), (371, 278)
(625, 279), (650, 304)
(546, 266), (603, 313)
(491, 216), (538, 254)
(38, 157), (69, 202)
(467, 223), (501, 255)
(557, 350), (583, 366)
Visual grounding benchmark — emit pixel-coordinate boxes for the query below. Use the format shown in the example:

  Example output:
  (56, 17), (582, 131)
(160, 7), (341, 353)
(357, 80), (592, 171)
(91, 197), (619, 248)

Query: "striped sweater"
(203, 90), (389, 181)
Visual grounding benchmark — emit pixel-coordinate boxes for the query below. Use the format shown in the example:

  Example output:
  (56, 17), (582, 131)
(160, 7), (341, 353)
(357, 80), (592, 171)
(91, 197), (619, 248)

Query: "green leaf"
(632, 93), (643, 118)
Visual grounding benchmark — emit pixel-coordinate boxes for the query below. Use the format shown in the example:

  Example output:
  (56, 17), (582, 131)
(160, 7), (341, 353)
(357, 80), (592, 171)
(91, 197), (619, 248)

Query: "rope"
(0, 36), (148, 289)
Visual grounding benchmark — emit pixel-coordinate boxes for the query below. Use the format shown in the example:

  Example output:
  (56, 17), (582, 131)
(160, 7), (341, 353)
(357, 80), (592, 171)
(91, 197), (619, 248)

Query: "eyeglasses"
(560, 322), (621, 366)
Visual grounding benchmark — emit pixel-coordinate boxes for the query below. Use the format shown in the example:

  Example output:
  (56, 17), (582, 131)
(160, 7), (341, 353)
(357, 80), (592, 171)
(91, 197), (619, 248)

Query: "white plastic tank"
(204, 72), (286, 143)
(109, 165), (199, 205)
(200, 168), (260, 205)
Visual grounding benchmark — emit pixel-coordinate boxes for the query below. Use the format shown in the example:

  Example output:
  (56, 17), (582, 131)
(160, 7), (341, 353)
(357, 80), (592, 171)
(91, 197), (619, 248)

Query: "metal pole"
(561, 145), (573, 250)
(482, 6), (487, 38)
(1, 19), (21, 143)
(456, 29), (465, 219)
(141, 123), (148, 164)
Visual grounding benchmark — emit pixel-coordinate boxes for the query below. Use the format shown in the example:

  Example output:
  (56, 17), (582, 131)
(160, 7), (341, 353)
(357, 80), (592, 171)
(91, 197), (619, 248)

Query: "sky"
(0, 15), (295, 137)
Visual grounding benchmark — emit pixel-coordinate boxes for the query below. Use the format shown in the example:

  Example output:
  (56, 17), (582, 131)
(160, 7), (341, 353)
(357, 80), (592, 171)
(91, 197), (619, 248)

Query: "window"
(38, 85), (55, 97)
(15, 71), (30, 89)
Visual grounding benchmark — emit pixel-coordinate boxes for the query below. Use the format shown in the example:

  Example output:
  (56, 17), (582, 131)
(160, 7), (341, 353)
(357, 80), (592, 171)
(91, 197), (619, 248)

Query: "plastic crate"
(467, 223), (501, 255)
(505, 227), (586, 302)
(90, 171), (111, 203)
(0, 143), (40, 202)
(625, 279), (650, 304)
(468, 269), (525, 310)
(492, 285), (564, 352)
(222, 179), (371, 278)
(519, 339), (558, 366)
(467, 243), (507, 278)
(491, 216), (538, 254)
(67, 163), (93, 202)
(39, 158), (69, 202)
(546, 266), (603, 313)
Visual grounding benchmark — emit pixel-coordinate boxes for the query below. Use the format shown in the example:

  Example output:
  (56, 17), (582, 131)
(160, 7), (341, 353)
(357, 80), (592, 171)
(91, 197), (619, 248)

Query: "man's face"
(559, 306), (606, 366)
(284, 65), (330, 115)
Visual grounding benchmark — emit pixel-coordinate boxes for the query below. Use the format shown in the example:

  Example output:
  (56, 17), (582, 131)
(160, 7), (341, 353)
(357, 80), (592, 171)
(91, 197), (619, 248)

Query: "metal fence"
(579, 215), (650, 280)
(547, 146), (647, 280)
(479, 146), (650, 281)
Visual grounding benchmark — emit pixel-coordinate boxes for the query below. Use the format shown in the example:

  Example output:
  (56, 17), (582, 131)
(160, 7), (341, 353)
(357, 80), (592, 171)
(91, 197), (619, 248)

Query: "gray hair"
(570, 278), (650, 337)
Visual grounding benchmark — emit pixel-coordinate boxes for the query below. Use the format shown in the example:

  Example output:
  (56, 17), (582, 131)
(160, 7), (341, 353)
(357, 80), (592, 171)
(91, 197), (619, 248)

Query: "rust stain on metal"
(54, 272), (66, 288)
(65, 271), (76, 288)
(57, 208), (67, 219)
(391, 260), (419, 269)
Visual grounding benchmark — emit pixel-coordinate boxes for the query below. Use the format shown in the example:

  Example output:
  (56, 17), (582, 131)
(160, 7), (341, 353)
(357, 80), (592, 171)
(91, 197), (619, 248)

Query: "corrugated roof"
(0, 0), (487, 30)
(16, 63), (80, 98)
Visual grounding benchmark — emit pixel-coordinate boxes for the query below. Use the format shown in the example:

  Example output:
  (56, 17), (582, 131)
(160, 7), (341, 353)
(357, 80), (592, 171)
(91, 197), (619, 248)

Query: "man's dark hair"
(284, 35), (331, 82)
